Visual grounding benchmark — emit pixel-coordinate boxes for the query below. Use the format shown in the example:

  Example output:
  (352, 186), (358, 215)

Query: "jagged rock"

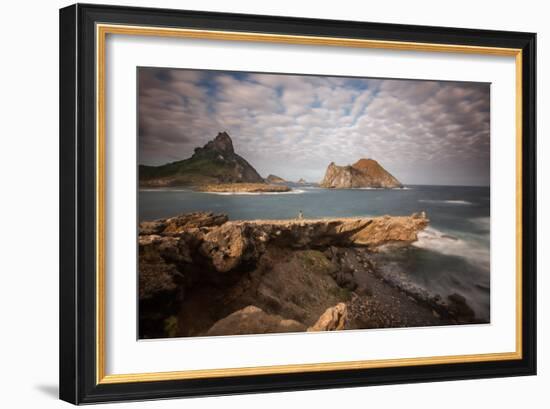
(235, 213), (428, 249)
(320, 158), (402, 189)
(200, 223), (261, 273)
(139, 212), (228, 235)
(205, 306), (306, 336)
(308, 303), (348, 331)
(163, 212), (228, 233)
(139, 236), (186, 299)
(138, 219), (166, 235)
(349, 214), (429, 246)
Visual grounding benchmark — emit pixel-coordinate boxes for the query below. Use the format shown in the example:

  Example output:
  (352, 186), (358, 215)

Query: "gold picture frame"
(60, 4), (536, 404)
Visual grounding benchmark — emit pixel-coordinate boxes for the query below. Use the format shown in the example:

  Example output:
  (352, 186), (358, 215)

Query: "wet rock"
(205, 305), (306, 336)
(447, 293), (476, 322)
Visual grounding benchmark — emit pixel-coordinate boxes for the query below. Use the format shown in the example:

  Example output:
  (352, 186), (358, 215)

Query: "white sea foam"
(355, 187), (384, 190)
(354, 186), (411, 190)
(202, 189), (306, 196)
(413, 227), (489, 270)
(418, 199), (473, 205)
(470, 217), (490, 230)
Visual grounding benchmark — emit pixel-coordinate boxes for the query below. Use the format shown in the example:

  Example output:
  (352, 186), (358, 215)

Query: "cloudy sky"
(138, 67), (490, 186)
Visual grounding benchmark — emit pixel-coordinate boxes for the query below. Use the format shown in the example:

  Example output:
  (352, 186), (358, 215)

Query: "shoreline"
(196, 182), (292, 193)
(139, 211), (483, 339)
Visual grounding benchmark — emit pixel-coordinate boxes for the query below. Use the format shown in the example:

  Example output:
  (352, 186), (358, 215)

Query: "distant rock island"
(140, 132), (402, 191)
(265, 174), (286, 184)
(140, 132), (291, 193)
(320, 159), (402, 189)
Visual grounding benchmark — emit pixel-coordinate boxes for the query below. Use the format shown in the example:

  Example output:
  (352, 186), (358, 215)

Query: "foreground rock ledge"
(140, 211), (428, 247)
(139, 211), (429, 296)
(138, 211), (436, 338)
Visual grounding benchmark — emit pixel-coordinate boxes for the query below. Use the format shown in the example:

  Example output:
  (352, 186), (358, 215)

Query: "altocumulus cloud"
(139, 67), (490, 186)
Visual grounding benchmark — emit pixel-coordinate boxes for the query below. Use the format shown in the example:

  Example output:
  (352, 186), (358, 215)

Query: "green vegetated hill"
(139, 132), (264, 187)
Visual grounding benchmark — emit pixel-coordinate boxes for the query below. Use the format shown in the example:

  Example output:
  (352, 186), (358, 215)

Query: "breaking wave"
(418, 199), (473, 205)
(413, 227), (489, 270)
(203, 189), (306, 196)
(354, 186), (412, 190)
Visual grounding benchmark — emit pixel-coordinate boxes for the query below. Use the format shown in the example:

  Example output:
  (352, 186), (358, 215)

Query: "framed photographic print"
(59, 3), (536, 404)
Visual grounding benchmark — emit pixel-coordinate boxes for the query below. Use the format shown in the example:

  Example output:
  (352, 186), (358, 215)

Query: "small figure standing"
(298, 209), (304, 220)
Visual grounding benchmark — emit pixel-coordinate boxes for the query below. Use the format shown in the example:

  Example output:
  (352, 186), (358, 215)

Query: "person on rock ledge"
(298, 210), (304, 220)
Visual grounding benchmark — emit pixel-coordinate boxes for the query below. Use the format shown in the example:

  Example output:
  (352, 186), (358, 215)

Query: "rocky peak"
(205, 131), (234, 154)
(140, 130), (264, 186)
(194, 131), (235, 157)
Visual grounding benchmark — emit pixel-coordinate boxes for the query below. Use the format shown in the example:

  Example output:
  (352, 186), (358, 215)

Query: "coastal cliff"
(138, 211), (477, 338)
(320, 158), (402, 189)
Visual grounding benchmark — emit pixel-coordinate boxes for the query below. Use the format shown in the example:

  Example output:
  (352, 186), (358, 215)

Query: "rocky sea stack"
(139, 132), (264, 187)
(320, 158), (402, 189)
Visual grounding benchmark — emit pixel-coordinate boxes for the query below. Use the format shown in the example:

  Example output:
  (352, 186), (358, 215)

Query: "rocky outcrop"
(308, 303), (348, 331)
(320, 158), (402, 189)
(139, 132), (264, 187)
(265, 174), (286, 184)
(139, 212), (429, 280)
(199, 223), (261, 273)
(138, 211), (447, 338)
(206, 306), (306, 336)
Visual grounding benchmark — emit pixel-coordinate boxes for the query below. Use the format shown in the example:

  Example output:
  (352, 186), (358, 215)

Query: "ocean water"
(139, 185), (490, 321)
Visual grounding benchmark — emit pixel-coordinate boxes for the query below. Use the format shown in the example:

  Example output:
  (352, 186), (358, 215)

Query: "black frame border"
(59, 3), (536, 404)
